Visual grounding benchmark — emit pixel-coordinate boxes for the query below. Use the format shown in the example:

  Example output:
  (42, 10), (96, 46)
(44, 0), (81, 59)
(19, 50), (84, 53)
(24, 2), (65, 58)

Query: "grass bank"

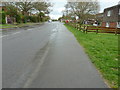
(64, 24), (118, 88)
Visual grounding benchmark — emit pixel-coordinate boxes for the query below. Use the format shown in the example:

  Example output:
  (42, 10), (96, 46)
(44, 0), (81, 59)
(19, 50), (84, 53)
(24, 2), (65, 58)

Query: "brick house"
(101, 4), (120, 28)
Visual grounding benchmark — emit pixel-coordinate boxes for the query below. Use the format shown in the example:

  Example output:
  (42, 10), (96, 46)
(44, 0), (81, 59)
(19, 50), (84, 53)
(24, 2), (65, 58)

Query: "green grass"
(0, 23), (40, 29)
(0, 24), (17, 28)
(64, 24), (118, 88)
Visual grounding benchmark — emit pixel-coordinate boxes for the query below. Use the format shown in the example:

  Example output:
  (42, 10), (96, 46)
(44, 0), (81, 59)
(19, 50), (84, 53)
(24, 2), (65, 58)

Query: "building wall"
(102, 22), (117, 28)
(109, 22), (117, 28)
(101, 22), (106, 27)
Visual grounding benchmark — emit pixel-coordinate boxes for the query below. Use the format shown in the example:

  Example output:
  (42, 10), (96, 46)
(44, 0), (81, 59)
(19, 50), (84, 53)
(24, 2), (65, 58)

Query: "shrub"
(2, 19), (6, 24)
(22, 15), (27, 23)
(2, 12), (6, 24)
(29, 16), (38, 23)
(16, 14), (21, 23)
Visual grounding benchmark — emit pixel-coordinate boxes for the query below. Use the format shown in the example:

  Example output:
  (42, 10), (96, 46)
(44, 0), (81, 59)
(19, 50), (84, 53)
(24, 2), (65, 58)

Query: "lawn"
(64, 24), (118, 88)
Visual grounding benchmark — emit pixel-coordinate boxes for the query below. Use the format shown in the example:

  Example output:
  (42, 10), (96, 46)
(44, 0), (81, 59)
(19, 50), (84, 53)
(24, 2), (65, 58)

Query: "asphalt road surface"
(2, 22), (108, 88)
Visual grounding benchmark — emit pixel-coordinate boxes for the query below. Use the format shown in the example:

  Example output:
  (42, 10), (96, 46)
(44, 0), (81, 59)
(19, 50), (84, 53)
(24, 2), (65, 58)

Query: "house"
(101, 4), (120, 28)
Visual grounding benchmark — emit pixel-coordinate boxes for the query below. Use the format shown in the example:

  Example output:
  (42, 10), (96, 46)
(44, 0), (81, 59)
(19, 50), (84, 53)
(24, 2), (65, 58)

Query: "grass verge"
(0, 23), (40, 29)
(64, 24), (118, 88)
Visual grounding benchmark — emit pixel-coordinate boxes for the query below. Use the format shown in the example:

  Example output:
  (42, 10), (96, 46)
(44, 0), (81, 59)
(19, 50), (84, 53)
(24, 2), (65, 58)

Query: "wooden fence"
(67, 23), (120, 35)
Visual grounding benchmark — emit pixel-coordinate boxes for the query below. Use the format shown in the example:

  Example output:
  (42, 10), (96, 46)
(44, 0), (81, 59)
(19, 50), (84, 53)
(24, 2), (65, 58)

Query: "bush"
(28, 16), (38, 23)
(40, 17), (45, 22)
(22, 15), (27, 23)
(20, 15), (42, 23)
(2, 12), (6, 24)
(16, 14), (21, 23)
(2, 19), (6, 24)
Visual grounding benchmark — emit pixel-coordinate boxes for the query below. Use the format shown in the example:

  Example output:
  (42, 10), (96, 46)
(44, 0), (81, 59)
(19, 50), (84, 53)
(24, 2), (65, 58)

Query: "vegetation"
(1, 11), (6, 24)
(16, 14), (22, 23)
(64, 24), (118, 88)
(2, 1), (52, 24)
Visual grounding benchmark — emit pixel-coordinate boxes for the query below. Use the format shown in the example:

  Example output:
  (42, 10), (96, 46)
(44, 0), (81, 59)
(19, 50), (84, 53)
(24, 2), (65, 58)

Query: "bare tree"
(33, 1), (52, 13)
(65, 0), (100, 25)
(15, 0), (34, 15)
(32, 1), (52, 21)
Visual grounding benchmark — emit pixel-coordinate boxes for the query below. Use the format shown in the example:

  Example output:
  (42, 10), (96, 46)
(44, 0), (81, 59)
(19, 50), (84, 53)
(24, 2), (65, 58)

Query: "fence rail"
(66, 23), (120, 35)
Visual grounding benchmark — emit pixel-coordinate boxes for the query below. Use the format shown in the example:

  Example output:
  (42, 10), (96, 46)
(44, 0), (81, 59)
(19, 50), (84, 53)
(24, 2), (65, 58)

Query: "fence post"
(115, 29), (117, 35)
(96, 29), (98, 34)
(78, 25), (80, 30)
(85, 26), (87, 34)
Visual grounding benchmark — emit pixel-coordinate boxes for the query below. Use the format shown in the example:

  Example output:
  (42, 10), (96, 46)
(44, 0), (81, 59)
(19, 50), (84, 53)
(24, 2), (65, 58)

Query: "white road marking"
(27, 29), (33, 31)
(0, 31), (21, 38)
(1, 27), (41, 38)
(11, 32), (21, 35)
(0, 35), (9, 38)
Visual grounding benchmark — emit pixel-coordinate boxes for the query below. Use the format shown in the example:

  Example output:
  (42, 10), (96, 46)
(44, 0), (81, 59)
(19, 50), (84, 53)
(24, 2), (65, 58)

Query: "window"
(107, 10), (111, 16)
(117, 22), (120, 28)
(106, 22), (109, 27)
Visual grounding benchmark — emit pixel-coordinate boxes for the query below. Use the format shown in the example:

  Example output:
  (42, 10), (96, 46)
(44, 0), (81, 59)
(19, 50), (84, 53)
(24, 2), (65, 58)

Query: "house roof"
(104, 4), (120, 11)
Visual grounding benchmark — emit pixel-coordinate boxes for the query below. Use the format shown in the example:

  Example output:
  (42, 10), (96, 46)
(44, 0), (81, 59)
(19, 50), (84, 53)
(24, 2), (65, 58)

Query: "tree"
(15, 1), (34, 15)
(38, 12), (45, 22)
(4, 2), (18, 17)
(65, 0), (100, 25)
(33, 1), (52, 14)
(33, 1), (52, 22)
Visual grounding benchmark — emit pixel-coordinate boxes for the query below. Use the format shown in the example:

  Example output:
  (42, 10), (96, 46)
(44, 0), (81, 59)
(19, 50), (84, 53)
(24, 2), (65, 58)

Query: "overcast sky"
(49, 0), (119, 19)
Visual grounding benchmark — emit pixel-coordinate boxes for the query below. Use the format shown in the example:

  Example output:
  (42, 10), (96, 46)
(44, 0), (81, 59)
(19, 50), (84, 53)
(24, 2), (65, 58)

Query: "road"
(2, 22), (108, 88)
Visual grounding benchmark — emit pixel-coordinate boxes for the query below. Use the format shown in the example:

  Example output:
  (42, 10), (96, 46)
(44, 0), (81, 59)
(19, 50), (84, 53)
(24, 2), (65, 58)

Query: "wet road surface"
(2, 22), (108, 88)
